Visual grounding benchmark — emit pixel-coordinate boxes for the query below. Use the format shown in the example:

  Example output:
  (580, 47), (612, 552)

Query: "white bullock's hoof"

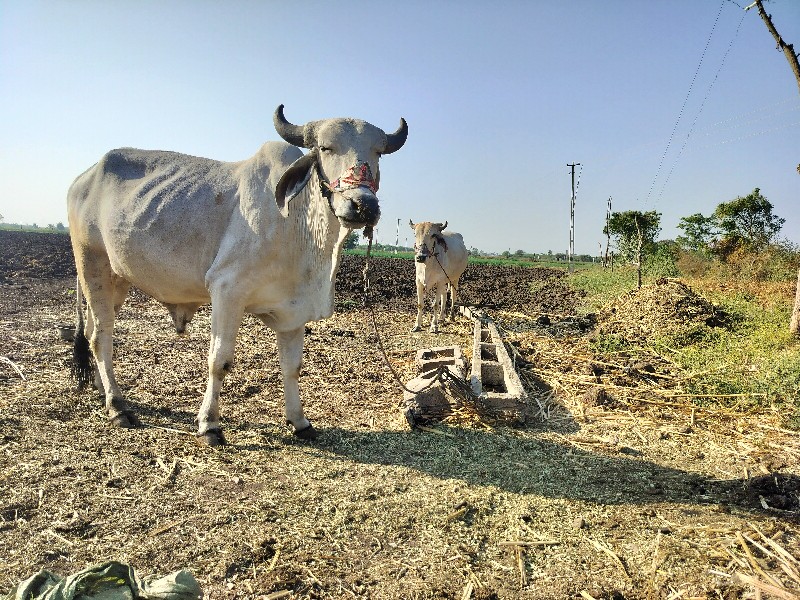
(293, 423), (319, 441)
(108, 410), (141, 429)
(196, 428), (227, 447)
(410, 325), (422, 333)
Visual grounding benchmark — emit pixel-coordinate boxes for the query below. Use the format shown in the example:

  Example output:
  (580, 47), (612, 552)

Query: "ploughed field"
(1, 229), (798, 600)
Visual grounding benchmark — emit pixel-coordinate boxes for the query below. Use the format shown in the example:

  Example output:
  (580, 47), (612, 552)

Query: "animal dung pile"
(595, 278), (726, 344)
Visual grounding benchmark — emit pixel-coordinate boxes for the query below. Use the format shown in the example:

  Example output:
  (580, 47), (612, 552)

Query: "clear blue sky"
(1, 0), (798, 255)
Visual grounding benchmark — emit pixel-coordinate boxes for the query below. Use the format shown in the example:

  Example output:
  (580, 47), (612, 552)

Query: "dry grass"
(1, 277), (799, 599)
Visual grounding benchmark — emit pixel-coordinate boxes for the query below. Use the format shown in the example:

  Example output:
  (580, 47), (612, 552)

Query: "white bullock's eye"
(319, 146), (332, 153)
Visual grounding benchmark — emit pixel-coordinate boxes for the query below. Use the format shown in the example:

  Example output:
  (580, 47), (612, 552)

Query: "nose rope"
(362, 234), (464, 399)
(325, 161), (378, 195)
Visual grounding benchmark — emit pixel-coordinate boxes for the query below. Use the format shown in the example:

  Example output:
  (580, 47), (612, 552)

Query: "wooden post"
(753, 1), (800, 96)
(791, 268), (800, 336)
(750, 1), (800, 335)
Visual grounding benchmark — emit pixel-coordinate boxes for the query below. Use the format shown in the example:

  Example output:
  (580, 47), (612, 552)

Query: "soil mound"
(597, 278), (726, 343)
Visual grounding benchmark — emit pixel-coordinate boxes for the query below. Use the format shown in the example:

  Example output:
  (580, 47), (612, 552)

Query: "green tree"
(604, 210), (661, 263)
(676, 213), (717, 254)
(343, 231), (359, 250)
(713, 188), (784, 255)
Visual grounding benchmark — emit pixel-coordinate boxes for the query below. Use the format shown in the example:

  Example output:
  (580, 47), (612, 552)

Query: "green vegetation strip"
(567, 265), (800, 427)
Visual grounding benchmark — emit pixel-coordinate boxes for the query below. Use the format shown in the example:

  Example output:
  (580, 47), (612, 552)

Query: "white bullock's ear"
(275, 148), (319, 210)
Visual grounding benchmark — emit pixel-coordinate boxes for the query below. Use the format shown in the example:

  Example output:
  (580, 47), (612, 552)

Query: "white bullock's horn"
(274, 104), (307, 148)
(383, 118), (408, 154)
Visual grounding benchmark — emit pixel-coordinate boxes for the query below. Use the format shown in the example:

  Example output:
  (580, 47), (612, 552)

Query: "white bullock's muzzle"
(324, 161), (381, 228)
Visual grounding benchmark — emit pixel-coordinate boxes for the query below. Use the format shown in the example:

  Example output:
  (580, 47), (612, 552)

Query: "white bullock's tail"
(71, 276), (94, 388)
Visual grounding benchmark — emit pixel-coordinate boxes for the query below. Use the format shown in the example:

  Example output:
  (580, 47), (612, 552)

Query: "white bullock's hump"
(99, 147), (225, 182)
(252, 141), (304, 170)
(443, 231), (464, 242)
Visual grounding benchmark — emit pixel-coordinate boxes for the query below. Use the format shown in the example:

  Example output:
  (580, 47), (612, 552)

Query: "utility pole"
(567, 162), (580, 271)
(605, 197), (612, 269)
(395, 218), (400, 254)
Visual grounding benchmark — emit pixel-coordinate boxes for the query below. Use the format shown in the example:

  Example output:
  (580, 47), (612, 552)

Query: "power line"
(694, 97), (799, 132)
(687, 119), (800, 150)
(655, 8), (748, 203)
(645, 0), (725, 205)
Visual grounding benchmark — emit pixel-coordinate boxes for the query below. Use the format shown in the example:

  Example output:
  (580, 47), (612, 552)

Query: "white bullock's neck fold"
(285, 168), (351, 306)
(288, 167), (341, 262)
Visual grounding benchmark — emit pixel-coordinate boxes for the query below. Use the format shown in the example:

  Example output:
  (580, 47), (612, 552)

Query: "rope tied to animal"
(361, 227), (478, 403)
(431, 243), (456, 289)
(324, 161), (379, 195)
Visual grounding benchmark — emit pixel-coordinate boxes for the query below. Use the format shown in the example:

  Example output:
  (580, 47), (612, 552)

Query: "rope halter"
(323, 161), (378, 196)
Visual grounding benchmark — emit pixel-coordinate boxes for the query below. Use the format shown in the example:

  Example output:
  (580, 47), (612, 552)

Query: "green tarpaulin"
(2, 561), (201, 600)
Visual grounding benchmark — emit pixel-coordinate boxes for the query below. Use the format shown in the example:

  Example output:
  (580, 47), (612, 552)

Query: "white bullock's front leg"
(276, 326), (317, 440)
(438, 285), (449, 327)
(448, 281), (459, 321)
(411, 279), (425, 332)
(196, 300), (244, 447)
(430, 284), (445, 333)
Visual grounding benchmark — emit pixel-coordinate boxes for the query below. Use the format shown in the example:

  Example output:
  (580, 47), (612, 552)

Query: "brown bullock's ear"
(275, 148), (319, 210)
(409, 219), (415, 229)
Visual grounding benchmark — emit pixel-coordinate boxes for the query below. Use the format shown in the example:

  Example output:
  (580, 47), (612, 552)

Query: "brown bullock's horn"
(383, 118), (408, 154)
(274, 105), (307, 148)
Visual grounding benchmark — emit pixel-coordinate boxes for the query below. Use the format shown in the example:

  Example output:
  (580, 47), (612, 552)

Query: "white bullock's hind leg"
(277, 326), (317, 440)
(196, 299), (244, 446)
(411, 279), (425, 332)
(82, 305), (105, 395)
(79, 256), (137, 427)
(87, 275), (131, 397)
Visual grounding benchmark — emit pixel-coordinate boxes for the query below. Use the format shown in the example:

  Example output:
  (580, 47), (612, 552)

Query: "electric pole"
(605, 196), (612, 269)
(567, 163), (580, 271)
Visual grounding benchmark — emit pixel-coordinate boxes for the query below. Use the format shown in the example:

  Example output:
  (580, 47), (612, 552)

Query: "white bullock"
(68, 105), (407, 446)
(409, 221), (468, 333)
